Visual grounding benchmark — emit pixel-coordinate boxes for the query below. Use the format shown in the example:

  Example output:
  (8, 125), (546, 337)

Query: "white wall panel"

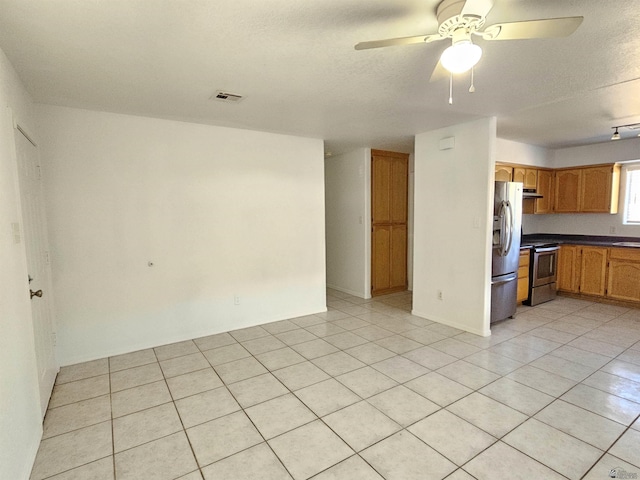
(38, 106), (326, 365)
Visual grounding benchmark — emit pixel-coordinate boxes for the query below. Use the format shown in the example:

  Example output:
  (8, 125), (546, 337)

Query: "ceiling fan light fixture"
(440, 39), (482, 74)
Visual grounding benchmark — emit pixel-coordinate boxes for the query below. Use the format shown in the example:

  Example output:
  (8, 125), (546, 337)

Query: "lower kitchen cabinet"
(557, 245), (581, 293)
(607, 248), (640, 302)
(579, 247), (608, 296)
(557, 245), (607, 297)
(517, 248), (530, 303)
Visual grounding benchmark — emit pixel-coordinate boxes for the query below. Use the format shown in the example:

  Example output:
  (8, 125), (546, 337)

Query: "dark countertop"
(521, 234), (640, 249)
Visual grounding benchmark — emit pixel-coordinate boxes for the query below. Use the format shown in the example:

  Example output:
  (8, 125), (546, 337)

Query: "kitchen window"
(624, 163), (640, 224)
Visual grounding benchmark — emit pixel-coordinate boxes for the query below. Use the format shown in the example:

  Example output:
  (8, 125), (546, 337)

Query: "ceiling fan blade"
(355, 33), (442, 50)
(482, 16), (584, 41)
(429, 60), (450, 83)
(460, 0), (494, 19)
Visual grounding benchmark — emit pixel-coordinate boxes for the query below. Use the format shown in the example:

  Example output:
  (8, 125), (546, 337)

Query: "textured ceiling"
(0, 0), (639, 154)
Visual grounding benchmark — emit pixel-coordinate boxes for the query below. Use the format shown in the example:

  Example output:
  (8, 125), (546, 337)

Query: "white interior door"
(15, 126), (57, 418)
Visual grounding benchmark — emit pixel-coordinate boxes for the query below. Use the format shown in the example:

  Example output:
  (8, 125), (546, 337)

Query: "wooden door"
(579, 246), (608, 296)
(555, 169), (581, 213)
(372, 150), (408, 296)
(15, 128), (57, 418)
(607, 248), (640, 302)
(581, 166), (612, 213)
(535, 169), (554, 214)
(557, 245), (580, 293)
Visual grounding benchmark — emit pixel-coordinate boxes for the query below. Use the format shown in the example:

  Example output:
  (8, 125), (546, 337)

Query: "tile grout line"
(42, 293), (640, 479)
(155, 346), (206, 480)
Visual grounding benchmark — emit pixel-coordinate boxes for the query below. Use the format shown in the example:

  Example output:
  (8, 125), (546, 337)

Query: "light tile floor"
(30, 291), (640, 480)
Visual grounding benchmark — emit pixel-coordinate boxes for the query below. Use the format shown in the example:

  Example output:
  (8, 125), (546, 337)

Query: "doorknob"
(30, 289), (43, 299)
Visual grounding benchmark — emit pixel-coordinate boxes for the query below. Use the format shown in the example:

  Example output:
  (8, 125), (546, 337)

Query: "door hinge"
(51, 332), (57, 346)
(37, 165), (42, 180)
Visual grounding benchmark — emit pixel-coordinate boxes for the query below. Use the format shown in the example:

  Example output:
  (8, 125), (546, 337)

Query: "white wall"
(496, 138), (551, 167)
(413, 118), (496, 336)
(325, 148), (371, 297)
(0, 48), (44, 480)
(38, 106), (327, 365)
(551, 137), (640, 169)
(524, 137), (640, 237)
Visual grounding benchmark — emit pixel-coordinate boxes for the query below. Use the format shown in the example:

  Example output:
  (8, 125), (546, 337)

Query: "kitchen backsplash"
(522, 212), (640, 238)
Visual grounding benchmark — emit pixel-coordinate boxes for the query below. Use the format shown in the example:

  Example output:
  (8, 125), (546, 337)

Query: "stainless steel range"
(525, 243), (559, 306)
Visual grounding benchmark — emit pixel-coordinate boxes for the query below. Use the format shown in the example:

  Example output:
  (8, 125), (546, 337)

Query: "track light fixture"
(611, 123), (640, 141)
(611, 128), (620, 141)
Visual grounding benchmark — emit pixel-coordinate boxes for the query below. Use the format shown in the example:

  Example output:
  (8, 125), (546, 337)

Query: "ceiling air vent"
(211, 91), (244, 103)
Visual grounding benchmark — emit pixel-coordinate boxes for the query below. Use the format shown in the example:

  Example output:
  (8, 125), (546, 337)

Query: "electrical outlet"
(437, 290), (443, 301)
(610, 226), (616, 234)
(234, 294), (240, 305)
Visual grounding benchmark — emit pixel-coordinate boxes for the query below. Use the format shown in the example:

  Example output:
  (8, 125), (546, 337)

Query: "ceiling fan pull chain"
(469, 67), (476, 93)
(449, 72), (453, 105)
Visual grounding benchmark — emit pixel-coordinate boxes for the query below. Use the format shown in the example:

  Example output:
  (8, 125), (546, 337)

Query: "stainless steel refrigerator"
(491, 181), (523, 324)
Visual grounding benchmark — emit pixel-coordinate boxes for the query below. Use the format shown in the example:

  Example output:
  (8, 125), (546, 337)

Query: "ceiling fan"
(355, 0), (583, 82)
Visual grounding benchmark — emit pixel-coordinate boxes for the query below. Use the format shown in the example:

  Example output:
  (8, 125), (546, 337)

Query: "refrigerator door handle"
(498, 201), (507, 256)
(491, 273), (518, 285)
(504, 200), (513, 256)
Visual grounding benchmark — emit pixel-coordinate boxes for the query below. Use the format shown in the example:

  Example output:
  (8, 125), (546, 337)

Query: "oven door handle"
(535, 246), (560, 253)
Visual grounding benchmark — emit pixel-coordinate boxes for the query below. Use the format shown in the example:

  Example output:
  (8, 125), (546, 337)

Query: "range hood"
(523, 189), (543, 199)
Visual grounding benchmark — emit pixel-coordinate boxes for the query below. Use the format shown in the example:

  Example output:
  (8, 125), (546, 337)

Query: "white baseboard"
(21, 424), (43, 480)
(411, 309), (490, 337)
(326, 284), (370, 299)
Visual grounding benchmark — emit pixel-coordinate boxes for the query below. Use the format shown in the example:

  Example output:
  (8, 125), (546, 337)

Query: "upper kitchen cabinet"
(496, 162), (620, 215)
(554, 164), (620, 214)
(495, 164), (513, 182)
(534, 169), (554, 214)
(554, 168), (582, 213)
(581, 165), (620, 213)
(513, 167), (537, 190)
